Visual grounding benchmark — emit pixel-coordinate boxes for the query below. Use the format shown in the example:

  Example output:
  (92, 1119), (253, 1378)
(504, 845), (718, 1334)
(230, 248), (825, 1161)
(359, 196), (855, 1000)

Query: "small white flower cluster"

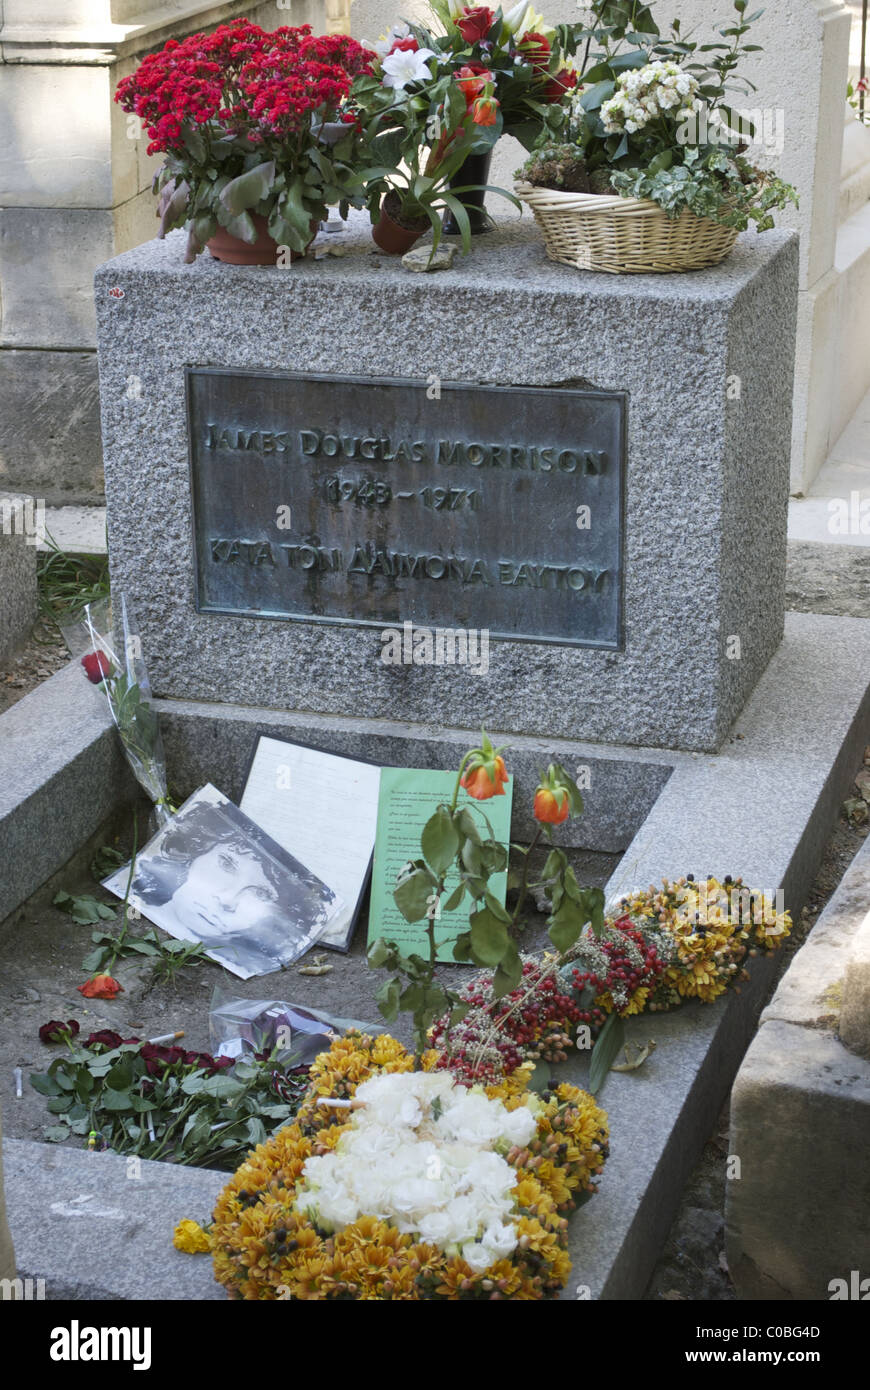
(599, 62), (701, 136)
(295, 1070), (539, 1275)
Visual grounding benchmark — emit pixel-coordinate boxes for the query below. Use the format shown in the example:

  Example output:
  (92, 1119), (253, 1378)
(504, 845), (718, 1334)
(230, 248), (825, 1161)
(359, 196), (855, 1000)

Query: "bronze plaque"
(186, 369), (625, 648)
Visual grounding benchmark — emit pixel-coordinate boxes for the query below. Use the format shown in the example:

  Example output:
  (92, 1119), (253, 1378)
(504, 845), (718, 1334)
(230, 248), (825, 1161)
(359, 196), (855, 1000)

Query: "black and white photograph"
(102, 785), (344, 979)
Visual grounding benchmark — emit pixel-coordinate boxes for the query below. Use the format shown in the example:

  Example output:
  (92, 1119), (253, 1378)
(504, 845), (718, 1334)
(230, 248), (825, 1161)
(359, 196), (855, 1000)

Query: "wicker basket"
(514, 181), (738, 274)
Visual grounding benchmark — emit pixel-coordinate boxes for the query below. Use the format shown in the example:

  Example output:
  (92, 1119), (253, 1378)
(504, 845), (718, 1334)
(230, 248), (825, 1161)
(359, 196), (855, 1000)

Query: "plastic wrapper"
(209, 987), (373, 1066)
(65, 595), (172, 828)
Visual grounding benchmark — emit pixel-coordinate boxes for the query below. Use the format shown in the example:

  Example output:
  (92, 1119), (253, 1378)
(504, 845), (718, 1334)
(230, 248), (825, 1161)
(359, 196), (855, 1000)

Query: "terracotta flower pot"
(372, 192), (429, 255)
(207, 213), (317, 265)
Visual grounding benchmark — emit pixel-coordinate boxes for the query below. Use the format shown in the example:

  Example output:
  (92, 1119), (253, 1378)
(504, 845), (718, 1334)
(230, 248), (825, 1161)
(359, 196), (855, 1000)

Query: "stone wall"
(0, 0), (337, 505)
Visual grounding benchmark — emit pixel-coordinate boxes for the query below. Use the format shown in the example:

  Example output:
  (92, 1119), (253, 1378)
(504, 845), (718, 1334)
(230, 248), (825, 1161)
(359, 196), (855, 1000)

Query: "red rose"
(456, 6), (495, 44)
(541, 68), (578, 104)
(84, 1029), (128, 1049)
(455, 63), (494, 107)
(518, 32), (551, 72)
(471, 96), (499, 127)
(77, 973), (123, 999)
(389, 36), (419, 53)
(82, 650), (112, 684)
(39, 1019), (80, 1044)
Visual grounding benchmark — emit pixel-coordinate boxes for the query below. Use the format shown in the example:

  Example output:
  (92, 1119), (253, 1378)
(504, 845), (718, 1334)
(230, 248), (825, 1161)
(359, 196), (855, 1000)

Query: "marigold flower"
(77, 973), (123, 1000)
(173, 1219), (212, 1254)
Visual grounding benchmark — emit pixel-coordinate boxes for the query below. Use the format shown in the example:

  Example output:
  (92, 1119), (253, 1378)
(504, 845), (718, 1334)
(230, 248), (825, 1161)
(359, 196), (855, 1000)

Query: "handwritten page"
(240, 738), (381, 950)
(368, 767), (513, 962)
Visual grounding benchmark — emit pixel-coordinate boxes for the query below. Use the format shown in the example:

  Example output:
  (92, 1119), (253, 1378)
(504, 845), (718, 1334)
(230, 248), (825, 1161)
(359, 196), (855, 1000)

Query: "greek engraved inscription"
(188, 371), (625, 647)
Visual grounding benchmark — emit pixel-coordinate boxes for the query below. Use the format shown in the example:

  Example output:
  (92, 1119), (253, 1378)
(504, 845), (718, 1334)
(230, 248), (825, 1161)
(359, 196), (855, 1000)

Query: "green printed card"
(367, 766), (513, 962)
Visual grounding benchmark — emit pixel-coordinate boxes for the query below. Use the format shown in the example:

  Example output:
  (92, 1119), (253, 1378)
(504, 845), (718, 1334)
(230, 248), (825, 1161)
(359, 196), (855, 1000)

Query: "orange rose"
(455, 63), (493, 107)
(77, 973), (123, 1000)
(471, 96), (499, 126)
(533, 787), (570, 824)
(461, 753), (509, 800)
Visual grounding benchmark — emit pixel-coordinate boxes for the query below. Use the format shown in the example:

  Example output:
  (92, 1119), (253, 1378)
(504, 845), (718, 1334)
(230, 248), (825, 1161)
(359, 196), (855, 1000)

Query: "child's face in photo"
(169, 842), (280, 939)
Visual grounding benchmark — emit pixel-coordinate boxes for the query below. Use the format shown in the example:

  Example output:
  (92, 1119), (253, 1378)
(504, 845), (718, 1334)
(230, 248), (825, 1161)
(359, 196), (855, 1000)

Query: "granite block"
(726, 827), (870, 1298)
(3, 1139), (225, 1301)
(0, 492), (37, 668)
(156, 700), (674, 851)
(0, 661), (136, 923)
(94, 214), (799, 752)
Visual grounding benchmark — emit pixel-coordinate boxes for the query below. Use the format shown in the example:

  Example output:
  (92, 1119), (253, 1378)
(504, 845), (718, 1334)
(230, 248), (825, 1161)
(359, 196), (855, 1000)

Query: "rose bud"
(471, 96), (499, 126)
(533, 786), (569, 824)
(462, 754), (508, 799)
(460, 729), (509, 800)
(81, 651), (112, 684)
(39, 1019), (80, 1044)
(77, 973), (123, 1000)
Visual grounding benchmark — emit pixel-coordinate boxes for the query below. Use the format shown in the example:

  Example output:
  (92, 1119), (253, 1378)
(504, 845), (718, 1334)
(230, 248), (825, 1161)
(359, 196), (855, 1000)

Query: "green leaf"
(452, 931), (473, 963)
(367, 937), (396, 969)
(588, 1013), (625, 1096)
(29, 1073), (62, 1097)
(220, 161), (276, 216)
(548, 896), (587, 954)
(46, 1095), (73, 1114)
(376, 976), (401, 1023)
(492, 939), (523, 999)
(43, 1126), (70, 1143)
(483, 889), (511, 923)
(393, 864), (438, 923)
(80, 947), (109, 973)
(455, 809), (482, 846)
(443, 882), (465, 913)
(469, 907), (510, 967)
(101, 1087), (135, 1112)
(421, 807), (460, 876)
(106, 1059), (134, 1090)
(399, 982), (424, 1013)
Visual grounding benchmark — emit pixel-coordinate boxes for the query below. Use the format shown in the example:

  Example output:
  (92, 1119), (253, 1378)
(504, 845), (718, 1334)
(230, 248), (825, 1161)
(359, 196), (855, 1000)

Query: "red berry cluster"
(570, 917), (664, 1026)
(114, 21), (373, 156)
(432, 959), (581, 1085)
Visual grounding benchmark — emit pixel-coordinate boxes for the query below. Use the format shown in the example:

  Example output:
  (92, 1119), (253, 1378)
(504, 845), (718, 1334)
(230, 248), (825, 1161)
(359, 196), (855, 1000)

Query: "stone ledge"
(726, 1019), (870, 1300)
(759, 826), (870, 1047)
(3, 1138), (225, 1301)
(0, 661), (135, 923)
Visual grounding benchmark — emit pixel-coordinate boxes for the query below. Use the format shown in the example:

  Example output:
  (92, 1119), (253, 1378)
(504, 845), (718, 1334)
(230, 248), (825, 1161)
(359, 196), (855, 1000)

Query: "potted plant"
(515, 0), (797, 273)
(114, 20), (374, 265)
(355, 3), (571, 240)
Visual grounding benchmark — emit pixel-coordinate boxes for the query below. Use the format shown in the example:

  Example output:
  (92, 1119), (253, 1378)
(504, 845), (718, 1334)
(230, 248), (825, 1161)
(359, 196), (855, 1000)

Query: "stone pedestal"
(95, 214), (797, 753)
(0, 0), (330, 504)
